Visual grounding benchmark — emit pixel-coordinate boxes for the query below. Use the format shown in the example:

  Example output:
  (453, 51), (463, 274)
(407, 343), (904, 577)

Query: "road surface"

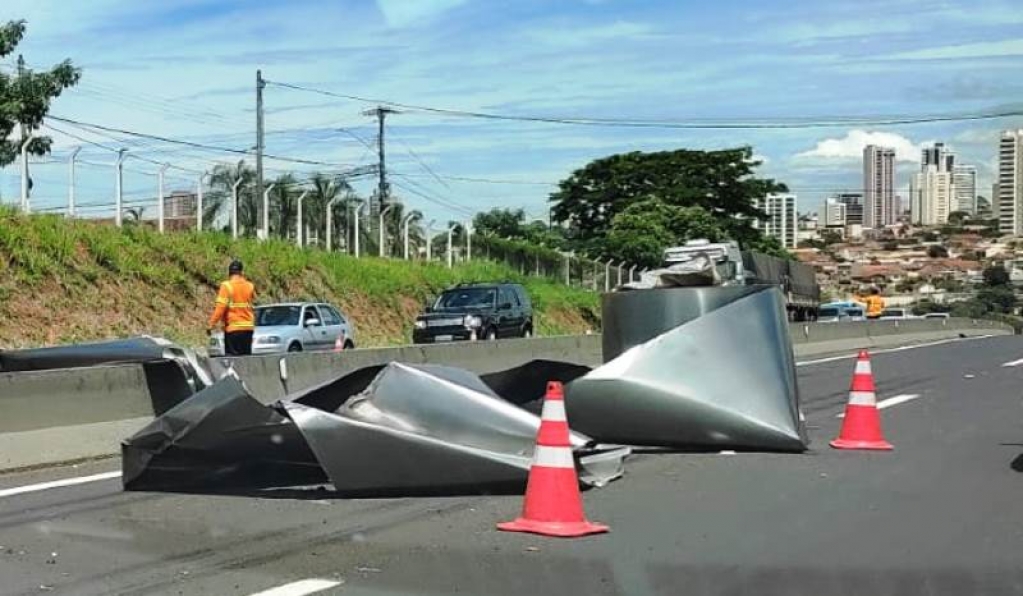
(1, 335), (1022, 595)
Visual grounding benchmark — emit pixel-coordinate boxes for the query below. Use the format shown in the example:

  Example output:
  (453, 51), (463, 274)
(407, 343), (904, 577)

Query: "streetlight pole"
(425, 220), (436, 261)
(157, 163), (169, 234)
(326, 196), (341, 252)
(464, 220), (473, 262)
(353, 200), (366, 257)
(379, 204), (396, 257)
(196, 171), (208, 232)
(401, 211), (419, 260)
(295, 190), (309, 247)
(115, 148), (128, 227)
(261, 183), (276, 240)
(20, 134), (33, 213)
(605, 259), (615, 293)
(447, 224), (457, 268)
(67, 147), (81, 218)
(231, 178), (243, 239)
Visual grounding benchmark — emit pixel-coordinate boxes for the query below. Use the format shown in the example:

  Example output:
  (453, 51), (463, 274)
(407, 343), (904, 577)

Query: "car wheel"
(486, 327), (498, 341)
(523, 327), (533, 339)
(287, 342), (303, 352)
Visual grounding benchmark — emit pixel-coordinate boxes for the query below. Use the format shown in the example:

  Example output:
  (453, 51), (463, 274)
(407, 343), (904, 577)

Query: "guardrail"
(0, 318), (1012, 471)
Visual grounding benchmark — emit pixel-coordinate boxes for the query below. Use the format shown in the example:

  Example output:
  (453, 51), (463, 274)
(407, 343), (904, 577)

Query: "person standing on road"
(860, 287), (885, 320)
(208, 259), (256, 356)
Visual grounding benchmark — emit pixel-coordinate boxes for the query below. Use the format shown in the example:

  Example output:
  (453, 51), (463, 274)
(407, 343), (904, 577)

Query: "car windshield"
(818, 307), (839, 317)
(847, 309), (864, 317)
(435, 288), (497, 310)
(255, 305), (301, 326)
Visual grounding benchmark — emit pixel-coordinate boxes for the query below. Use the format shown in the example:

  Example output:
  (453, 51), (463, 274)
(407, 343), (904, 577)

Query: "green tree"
(205, 161), (256, 234)
(473, 208), (526, 239)
(977, 286), (1016, 313)
(0, 20), (81, 167)
(550, 147), (786, 257)
(947, 211), (970, 227)
(983, 264), (1010, 287)
(927, 245), (949, 258)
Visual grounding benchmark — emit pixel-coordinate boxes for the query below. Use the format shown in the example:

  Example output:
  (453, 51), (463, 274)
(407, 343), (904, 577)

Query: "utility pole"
(115, 148), (128, 227)
(261, 183), (275, 240)
(363, 106), (397, 220)
(20, 134), (33, 212)
(296, 190), (309, 247)
(196, 172), (207, 232)
(231, 178), (243, 239)
(157, 163), (169, 234)
(379, 204), (396, 257)
(255, 70), (265, 234)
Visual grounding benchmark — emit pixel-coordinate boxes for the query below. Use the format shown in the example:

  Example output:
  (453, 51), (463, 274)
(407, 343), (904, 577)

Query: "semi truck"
(662, 239), (820, 321)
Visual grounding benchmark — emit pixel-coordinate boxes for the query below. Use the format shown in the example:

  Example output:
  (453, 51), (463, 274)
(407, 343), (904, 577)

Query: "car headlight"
(257, 335), (282, 345)
(464, 315), (483, 328)
(414, 320), (427, 329)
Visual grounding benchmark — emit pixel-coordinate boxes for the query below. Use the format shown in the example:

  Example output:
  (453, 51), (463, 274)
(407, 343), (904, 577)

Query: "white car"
(209, 302), (355, 356)
(878, 308), (913, 320)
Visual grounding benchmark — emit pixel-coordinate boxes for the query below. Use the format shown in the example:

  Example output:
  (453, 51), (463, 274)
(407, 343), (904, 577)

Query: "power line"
(266, 79), (1023, 129)
(390, 176), (474, 216)
(46, 115), (362, 169)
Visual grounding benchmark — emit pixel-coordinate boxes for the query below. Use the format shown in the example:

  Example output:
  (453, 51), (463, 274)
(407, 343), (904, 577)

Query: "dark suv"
(413, 283), (534, 343)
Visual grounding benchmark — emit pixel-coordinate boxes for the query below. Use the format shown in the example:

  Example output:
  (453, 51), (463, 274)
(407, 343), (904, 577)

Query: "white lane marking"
(0, 471), (121, 499)
(797, 335), (995, 367)
(1001, 357), (1023, 367)
(837, 394), (921, 418)
(247, 579), (342, 596)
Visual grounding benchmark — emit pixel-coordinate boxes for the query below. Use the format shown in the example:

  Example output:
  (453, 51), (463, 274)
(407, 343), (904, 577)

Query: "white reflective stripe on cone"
(854, 360), (872, 375)
(541, 400), (567, 422)
(848, 390), (878, 406)
(532, 445), (575, 469)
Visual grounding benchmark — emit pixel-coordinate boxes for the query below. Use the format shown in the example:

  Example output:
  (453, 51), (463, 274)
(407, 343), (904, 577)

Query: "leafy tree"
(205, 161), (256, 234)
(919, 231), (939, 242)
(947, 211), (970, 227)
(550, 147), (786, 258)
(983, 264), (1010, 287)
(927, 245), (949, 258)
(473, 208), (527, 239)
(0, 20), (81, 168)
(882, 240), (899, 251)
(950, 300), (988, 318)
(977, 285), (1016, 313)
(912, 301), (950, 315)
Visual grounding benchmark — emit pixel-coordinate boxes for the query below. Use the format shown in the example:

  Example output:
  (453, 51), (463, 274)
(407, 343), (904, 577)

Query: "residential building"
(834, 192), (864, 226)
(953, 165), (977, 215)
(922, 142), (955, 173)
(998, 130), (1023, 236)
(165, 191), (196, 219)
(863, 145), (896, 228)
(753, 193), (797, 249)
(822, 198), (847, 227)
(911, 165), (955, 226)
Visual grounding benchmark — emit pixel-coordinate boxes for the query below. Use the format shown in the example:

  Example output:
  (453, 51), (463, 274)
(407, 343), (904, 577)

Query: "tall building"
(834, 192), (864, 226)
(753, 193), (797, 249)
(922, 142), (955, 172)
(822, 198), (847, 227)
(998, 130), (1023, 236)
(953, 165), (977, 215)
(911, 166), (954, 225)
(863, 145), (896, 228)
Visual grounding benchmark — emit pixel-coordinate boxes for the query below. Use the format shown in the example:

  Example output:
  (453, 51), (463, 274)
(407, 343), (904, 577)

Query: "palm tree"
(304, 172), (352, 249)
(205, 160), (256, 235)
(270, 173), (299, 240)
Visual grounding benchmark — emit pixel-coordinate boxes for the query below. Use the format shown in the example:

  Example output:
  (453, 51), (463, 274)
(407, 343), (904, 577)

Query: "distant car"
(922, 312), (950, 320)
(413, 282), (534, 343)
(208, 302), (355, 356)
(817, 304), (866, 323)
(878, 308), (912, 320)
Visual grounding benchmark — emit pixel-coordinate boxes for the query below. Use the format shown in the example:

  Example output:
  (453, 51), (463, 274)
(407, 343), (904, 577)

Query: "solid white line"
(837, 394), (920, 418)
(797, 335), (995, 367)
(1001, 357), (1023, 367)
(0, 471), (122, 499)
(247, 579), (341, 596)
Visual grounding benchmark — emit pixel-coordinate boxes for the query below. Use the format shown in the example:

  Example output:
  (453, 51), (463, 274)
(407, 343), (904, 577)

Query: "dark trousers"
(224, 331), (254, 356)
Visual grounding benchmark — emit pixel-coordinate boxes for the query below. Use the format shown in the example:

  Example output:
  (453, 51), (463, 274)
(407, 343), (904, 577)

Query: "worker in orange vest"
(207, 260), (256, 356)
(859, 287), (885, 319)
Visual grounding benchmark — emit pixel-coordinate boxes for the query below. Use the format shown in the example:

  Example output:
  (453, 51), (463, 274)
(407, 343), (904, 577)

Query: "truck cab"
(662, 239), (746, 285)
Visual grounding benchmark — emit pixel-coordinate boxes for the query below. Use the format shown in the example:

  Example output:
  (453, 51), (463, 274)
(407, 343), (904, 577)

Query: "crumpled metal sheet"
(123, 362), (628, 496)
(567, 285), (808, 452)
(0, 336), (214, 414)
(619, 253), (722, 291)
(480, 359), (592, 416)
(122, 375), (325, 491)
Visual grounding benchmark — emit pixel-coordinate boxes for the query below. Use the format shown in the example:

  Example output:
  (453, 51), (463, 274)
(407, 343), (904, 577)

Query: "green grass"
(0, 209), (599, 348)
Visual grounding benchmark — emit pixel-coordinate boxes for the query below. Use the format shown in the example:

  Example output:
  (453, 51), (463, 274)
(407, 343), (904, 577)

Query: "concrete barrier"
(0, 318), (1013, 472)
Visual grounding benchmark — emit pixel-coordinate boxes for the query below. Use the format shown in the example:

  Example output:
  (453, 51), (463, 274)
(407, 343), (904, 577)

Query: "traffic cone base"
(829, 438), (893, 451)
(497, 518), (608, 538)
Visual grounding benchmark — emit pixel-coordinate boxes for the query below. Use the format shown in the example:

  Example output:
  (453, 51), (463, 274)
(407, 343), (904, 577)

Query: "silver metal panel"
(569, 286), (807, 452)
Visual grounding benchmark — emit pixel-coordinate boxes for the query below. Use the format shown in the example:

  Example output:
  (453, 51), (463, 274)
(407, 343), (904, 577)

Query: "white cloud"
(883, 38), (1023, 61)
(796, 130), (930, 162)
(375, 0), (469, 28)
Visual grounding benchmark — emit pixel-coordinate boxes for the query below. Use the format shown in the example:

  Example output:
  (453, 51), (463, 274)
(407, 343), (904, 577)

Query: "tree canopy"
(0, 20), (81, 167)
(548, 147), (788, 263)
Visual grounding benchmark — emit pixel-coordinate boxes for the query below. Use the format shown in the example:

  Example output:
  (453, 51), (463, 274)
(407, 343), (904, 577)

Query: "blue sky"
(2, 0), (1023, 221)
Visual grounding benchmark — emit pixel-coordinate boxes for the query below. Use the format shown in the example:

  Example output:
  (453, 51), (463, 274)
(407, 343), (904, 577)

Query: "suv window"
(320, 305), (342, 326)
(513, 285), (531, 309)
(436, 287), (497, 309)
(500, 287), (518, 308)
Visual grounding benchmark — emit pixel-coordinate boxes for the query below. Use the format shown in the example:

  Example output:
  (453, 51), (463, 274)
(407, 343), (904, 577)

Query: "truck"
(661, 239), (820, 321)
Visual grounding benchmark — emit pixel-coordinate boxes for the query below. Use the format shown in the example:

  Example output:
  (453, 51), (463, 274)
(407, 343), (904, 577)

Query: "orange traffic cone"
(830, 350), (893, 451)
(498, 381), (609, 537)
(333, 336), (344, 352)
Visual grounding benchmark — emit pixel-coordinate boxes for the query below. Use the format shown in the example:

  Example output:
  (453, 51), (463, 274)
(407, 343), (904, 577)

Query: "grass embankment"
(0, 210), (599, 349)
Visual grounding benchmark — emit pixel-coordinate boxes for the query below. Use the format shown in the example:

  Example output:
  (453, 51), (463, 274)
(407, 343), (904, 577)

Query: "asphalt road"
(2, 335), (1022, 596)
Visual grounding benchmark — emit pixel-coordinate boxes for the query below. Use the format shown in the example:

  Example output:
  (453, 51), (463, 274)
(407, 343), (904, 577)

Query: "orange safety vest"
(208, 275), (256, 333)
(863, 295), (885, 317)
